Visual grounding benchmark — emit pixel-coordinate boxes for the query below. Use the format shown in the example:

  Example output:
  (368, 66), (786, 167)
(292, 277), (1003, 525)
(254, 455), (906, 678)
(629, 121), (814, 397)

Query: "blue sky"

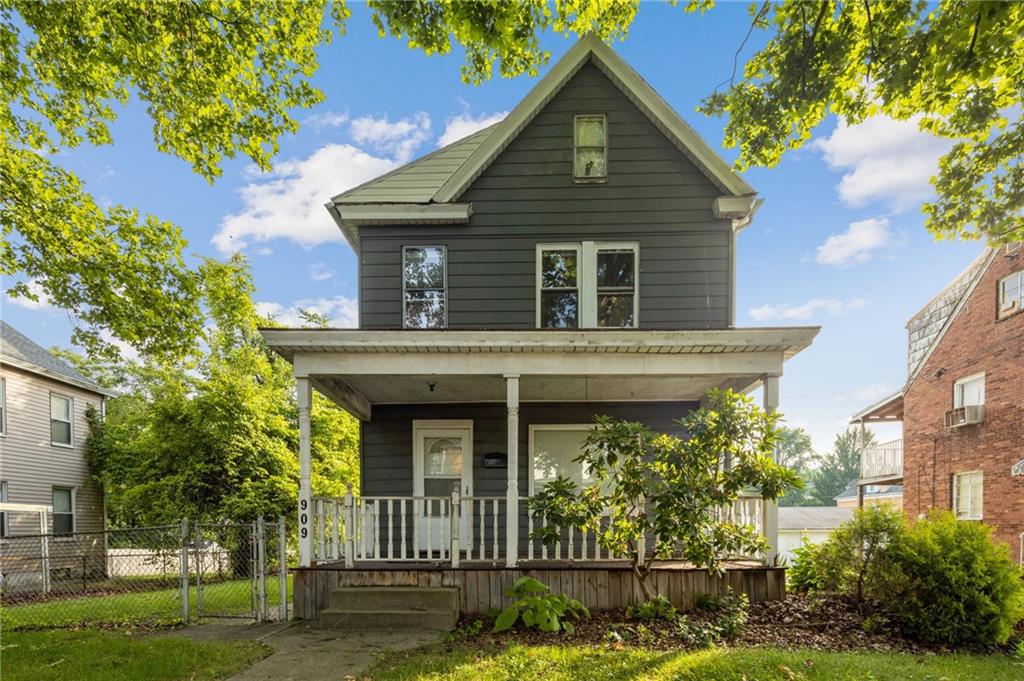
(5, 3), (983, 451)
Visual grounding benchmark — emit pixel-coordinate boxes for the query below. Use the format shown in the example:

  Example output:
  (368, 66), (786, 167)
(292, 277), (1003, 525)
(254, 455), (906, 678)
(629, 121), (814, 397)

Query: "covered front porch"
(261, 328), (818, 571)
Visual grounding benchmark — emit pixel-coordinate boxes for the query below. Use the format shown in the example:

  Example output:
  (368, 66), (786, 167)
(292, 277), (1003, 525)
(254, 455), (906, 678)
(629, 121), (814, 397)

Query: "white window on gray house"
(0, 377), (6, 436)
(50, 393), (73, 446)
(953, 471), (983, 520)
(537, 242), (638, 329)
(402, 246), (446, 329)
(998, 270), (1023, 318)
(953, 372), (984, 408)
(529, 425), (596, 494)
(574, 114), (607, 181)
(538, 245), (580, 328)
(0, 480), (8, 538)
(596, 246), (636, 327)
(52, 487), (74, 535)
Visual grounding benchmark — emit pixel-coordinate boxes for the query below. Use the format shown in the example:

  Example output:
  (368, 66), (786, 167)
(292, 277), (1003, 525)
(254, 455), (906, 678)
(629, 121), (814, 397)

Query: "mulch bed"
(449, 594), (991, 655)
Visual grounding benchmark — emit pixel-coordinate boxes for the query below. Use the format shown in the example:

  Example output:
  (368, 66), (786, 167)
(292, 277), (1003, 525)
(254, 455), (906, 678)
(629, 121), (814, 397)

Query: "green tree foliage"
(809, 425), (876, 506)
(791, 507), (1024, 646)
(774, 426), (818, 507)
(701, 1), (1024, 244)
(527, 389), (800, 600)
(77, 255), (359, 526)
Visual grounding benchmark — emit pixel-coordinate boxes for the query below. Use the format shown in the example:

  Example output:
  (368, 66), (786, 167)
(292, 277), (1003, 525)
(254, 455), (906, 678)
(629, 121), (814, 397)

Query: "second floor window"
(0, 377), (5, 436)
(50, 393), (73, 446)
(998, 269), (1022, 318)
(402, 246), (446, 329)
(574, 114), (607, 181)
(537, 242), (638, 329)
(953, 372), (984, 408)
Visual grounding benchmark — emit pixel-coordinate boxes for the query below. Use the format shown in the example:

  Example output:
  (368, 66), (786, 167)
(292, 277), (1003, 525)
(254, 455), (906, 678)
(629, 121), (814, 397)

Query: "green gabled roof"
(332, 123), (500, 205)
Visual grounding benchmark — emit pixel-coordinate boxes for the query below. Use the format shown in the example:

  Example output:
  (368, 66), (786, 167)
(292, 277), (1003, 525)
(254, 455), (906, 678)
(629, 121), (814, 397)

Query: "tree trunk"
(631, 553), (654, 601)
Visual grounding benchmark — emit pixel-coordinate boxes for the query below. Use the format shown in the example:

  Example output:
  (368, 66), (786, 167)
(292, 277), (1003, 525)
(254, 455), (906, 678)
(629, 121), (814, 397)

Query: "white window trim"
(952, 470), (983, 521)
(0, 480), (8, 538)
(998, 270), (1023, 317)
(0, 377), (6, 437)
(527, 423), (597, 497)
(536, 242), (639, 329)
(52, 485), (76, 537)
(952, 371), (985, 409)
(49, 392), (74, 448)
(401, 245), (448, 330)
(573, 113), (608, 182)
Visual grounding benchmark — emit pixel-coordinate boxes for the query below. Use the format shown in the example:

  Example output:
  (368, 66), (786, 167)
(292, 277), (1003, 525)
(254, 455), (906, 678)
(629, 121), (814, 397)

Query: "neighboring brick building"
(853, 245), (1024, 564)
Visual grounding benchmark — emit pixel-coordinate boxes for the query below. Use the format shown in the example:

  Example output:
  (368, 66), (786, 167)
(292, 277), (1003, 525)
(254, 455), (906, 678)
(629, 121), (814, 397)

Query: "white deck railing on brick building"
(860, 439), (903, 480)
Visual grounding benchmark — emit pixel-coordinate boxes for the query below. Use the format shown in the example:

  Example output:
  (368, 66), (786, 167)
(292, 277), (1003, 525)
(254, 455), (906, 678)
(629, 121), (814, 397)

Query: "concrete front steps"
(319, 586), (459, 631)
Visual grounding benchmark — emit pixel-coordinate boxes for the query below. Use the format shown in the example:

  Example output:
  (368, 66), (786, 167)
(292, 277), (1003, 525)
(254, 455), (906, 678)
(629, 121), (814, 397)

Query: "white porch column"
(762, 374), (780, 565)
(504, 374), (520, 567)
(297, 377), (314, 567)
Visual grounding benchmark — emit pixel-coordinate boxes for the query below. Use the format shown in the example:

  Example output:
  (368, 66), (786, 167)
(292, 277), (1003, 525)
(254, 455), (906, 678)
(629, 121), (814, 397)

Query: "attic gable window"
(574, 114), (607, 181)
(402, 246), (447, 329)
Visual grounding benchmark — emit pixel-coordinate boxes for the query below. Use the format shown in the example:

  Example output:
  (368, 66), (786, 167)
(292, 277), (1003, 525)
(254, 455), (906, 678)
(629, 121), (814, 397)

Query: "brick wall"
(903, 247), (1024, 563)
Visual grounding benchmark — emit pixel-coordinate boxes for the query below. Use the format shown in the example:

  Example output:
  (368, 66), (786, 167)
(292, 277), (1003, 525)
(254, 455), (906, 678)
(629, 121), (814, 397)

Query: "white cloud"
(813, 115), (952, 211)
(305, 110), (349, 128)
(254, 247), (274, 256)
(438, 110), (507, 147)
(816, 217), (892, 267)
(349, 112), (431, 163)
(6, 280), (53, 310)
(214, 144), (395, 253)
(308, 262), (334, 281)
(749, 297), (866, 322)
(255, 296), (358, 328)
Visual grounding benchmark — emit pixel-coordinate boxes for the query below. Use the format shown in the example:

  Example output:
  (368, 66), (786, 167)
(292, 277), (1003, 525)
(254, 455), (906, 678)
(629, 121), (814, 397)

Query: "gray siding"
(0, 365), (105, 537)
(359, 62), (733, 330)
(361, 401), (695, 499)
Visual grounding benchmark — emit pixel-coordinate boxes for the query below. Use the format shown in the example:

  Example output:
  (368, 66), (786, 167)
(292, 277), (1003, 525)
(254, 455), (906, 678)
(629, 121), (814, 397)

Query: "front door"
(412, 420), (473, 557)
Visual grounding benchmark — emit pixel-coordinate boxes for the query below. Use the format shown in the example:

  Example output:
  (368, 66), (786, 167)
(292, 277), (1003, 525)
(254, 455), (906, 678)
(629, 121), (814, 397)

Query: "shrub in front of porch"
(527, 388), (800, 601)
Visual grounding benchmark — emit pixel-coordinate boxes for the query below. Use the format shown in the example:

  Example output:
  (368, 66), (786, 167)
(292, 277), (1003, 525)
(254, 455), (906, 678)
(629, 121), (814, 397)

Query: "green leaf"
(492, 606), (519, 633)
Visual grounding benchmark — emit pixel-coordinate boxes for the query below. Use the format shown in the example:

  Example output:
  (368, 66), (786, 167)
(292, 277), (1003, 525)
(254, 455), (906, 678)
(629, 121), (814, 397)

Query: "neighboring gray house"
(0, 320), (112, 538)
(262, 35), (819, 622)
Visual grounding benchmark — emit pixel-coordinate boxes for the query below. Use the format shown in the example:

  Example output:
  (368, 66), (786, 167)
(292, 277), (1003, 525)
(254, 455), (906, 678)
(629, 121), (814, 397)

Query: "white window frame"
(52, 486), (76, 536)
(952, 471), (983, 520)
(998, 269), (1023, 317)
(952, 372), (985, 409)
(573, 113), (608, 182)
(536, 242), (639, 329)
(49, 392), (74, 448)
(0, 480), (8, 538)
(527, 424), (598, 497)
(401, 245), (447, 329)
(0, 377), (6, 437)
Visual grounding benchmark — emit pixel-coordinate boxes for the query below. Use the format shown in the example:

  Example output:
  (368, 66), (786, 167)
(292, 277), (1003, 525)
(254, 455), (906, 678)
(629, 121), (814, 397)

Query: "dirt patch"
(448, 594), (1009, 655)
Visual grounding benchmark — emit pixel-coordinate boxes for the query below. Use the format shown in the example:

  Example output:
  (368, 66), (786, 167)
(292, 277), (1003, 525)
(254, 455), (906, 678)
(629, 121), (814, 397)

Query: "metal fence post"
(278, 516), (288, 621)
(39, 510), (50, 595)
(180, 518), (190, 623)
(256, 517), (268, 622)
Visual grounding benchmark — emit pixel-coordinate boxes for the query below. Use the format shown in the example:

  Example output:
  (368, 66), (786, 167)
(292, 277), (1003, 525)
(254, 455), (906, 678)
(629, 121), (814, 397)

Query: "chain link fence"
(0, 513), (289, 630)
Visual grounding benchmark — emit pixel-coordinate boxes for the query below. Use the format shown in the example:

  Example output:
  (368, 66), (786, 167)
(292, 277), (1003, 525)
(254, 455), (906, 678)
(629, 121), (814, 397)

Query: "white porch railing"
(860, 438), (903, 480)
(310, 490), (766, 566)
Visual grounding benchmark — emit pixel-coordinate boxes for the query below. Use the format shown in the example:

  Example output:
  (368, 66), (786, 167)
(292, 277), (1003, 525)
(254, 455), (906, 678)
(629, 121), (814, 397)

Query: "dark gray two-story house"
(262, 35), (818, 626)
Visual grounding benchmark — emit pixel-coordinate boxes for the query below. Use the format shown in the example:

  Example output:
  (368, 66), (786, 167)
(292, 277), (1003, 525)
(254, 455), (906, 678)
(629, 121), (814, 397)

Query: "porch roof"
(261, 328), (818, 420)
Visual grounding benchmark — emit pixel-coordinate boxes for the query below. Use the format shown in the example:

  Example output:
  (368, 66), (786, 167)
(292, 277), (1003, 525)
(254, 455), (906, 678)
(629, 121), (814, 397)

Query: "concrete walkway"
(162, 619), (441, 681)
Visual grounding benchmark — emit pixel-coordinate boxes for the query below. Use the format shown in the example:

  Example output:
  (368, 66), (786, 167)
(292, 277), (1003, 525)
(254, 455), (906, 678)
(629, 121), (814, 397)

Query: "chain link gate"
(187, 517), (287, 622)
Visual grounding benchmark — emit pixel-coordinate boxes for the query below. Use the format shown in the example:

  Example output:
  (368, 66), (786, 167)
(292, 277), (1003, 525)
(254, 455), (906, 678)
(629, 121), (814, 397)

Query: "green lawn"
(0, 629), (270, 681)
(368, 643), (1024, 681)
(2, 575), (292, 629)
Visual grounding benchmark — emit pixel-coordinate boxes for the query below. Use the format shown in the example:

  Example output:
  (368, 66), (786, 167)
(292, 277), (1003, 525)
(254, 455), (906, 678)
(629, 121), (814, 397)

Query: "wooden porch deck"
(292, 560), (786, 619)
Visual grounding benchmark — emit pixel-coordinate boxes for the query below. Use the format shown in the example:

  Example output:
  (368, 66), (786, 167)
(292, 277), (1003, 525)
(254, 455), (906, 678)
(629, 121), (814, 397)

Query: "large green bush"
(794, 507), (1024, 646)
(884, 511), (1024, 646)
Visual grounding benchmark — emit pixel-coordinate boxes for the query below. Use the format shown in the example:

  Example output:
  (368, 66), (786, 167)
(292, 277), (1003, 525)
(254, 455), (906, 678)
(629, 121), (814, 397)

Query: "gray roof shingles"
(0, 320), (105, 393)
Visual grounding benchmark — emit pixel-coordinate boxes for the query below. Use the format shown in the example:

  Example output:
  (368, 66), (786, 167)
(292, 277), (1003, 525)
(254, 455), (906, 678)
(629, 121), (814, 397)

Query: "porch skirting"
(291, 561), (786, 620)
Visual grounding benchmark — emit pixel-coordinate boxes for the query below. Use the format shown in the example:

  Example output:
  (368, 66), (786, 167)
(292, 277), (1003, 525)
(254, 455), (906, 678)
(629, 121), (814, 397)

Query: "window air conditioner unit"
(944, 405), (984, 428)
